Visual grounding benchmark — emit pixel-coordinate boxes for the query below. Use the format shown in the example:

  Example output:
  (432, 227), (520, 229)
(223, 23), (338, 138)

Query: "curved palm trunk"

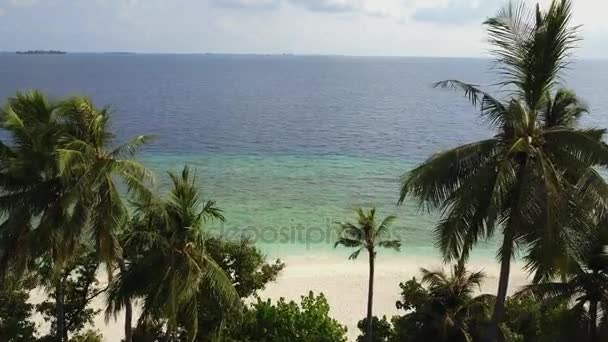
(118, 257), (133, 342)
(589, 299), (598, 342)
(487, 229), (514, 342)
(367, 248), (375, 342)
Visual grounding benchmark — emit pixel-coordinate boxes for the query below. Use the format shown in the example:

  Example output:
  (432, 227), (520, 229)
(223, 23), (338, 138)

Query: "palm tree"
(106, 166), (239, 342)
(335, 208), (401, 342)
(0, 91), (66, 272)
(0, 91), (87, 342)
(405, 263), (490, 341)
(518, 221), (608, 342)
(56, 96), (154, 342)
(398, 1), (608, 340)
(0, 92), (153, 342)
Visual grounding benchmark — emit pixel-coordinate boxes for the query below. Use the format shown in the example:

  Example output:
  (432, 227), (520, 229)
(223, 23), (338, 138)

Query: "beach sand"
(30, 254), (530, 342)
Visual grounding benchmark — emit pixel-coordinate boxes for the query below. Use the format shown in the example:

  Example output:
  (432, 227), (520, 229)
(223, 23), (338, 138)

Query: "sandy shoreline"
(30, 254), (531, 342)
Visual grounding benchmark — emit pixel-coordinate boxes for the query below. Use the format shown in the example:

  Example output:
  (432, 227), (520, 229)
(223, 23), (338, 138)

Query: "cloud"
(412, 0), (501, 25)
(212, 0), (280, 10)
(287, 0), (357, 13)
(211, 0), (360, 14)
(209, 0), (403, 19)
(0, 7), (5, 15)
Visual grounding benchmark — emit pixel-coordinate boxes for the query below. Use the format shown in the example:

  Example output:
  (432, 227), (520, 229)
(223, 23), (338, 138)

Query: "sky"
(0, 0), (606, 58)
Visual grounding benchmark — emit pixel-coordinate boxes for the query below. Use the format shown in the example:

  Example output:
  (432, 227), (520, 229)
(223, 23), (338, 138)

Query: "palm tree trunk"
(55, 276), (66, 342)
(118, 257), (133, 342)
(487, 228), (514, 342)
(367, 248), (375, 342)
(589, 299), (598, 342)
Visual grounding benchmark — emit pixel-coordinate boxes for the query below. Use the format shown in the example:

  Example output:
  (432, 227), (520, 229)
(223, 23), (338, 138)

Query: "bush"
(356, 316), (393, 342)
(230, 292), (348, 342)
(69, 330), (103, 342)
(503, 294), (592, 342)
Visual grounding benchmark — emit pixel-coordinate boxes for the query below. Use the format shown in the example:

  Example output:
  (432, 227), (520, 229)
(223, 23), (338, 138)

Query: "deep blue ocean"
(1, 54), (607, 258)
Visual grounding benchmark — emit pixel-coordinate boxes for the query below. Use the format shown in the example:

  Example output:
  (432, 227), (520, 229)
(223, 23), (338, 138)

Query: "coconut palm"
(56, 96), (154, 342)
(106, 166), (239, 342)
(398, 1), (608, 340)
(0, 91), (69, 276)
(395, 263), (490, 341)
(518, 220), (608, 342)
(57, 97), (154, 266)
(0, 92), (153, 342)
(335, 208), (401, 342)
(0, 91), (90, 342)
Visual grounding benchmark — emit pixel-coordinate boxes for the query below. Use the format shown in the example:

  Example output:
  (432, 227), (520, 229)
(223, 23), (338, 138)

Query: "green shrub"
(69, 330), (103, 342)
(356, 316), (393, 342)
(230, 292), (347, 342)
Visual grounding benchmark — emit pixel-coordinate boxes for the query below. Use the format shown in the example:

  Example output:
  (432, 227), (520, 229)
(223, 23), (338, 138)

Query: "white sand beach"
(30, 254), (531, 342)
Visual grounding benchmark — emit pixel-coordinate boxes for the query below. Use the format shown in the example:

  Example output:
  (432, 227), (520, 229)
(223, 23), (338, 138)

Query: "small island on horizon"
(16, 50), (66, 55)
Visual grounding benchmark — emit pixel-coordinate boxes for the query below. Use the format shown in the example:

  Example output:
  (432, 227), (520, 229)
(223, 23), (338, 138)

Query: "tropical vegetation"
(399, 0), (608, 340)
(3, 0), (608, 342)
(228, 292), (348, 342)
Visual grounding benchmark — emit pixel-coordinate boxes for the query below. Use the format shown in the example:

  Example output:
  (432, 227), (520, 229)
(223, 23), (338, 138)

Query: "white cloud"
(212, 0), (280, 10)
(210, 0), (410, 20)
(8, 0), (38, 7)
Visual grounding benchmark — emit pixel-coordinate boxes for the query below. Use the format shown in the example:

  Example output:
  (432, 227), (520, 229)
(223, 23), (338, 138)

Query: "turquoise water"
(141, 152), (498, 259)
(0, 54), (605, 260)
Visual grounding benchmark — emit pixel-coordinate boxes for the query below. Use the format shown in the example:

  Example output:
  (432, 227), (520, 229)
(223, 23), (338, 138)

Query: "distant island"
(16, 50), (66, 55)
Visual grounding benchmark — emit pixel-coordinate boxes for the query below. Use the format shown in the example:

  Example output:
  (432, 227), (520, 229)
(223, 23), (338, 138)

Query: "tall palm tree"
(0, 91), (69, 277)
(335, 208), (401, 342)
(0, 92), (153, 342)
(0, 91), (88, 342)
(56, 97), (154, 342)
(399, 1), (608, 340)
(106, 166), (239, 342)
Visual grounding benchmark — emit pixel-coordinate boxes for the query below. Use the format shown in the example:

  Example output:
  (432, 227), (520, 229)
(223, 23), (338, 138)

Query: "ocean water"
(1, 54), (607, 260)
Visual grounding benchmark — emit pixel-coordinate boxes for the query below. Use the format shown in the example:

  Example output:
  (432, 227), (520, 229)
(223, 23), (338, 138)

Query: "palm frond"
(375, 215), (397, 237)
(399, 139), (499, 208)
(201, 200), (225, 222)
(202, 255), (241, 308)
(434, 80), (508, 128)
(348, 247), (363, 260)
(110, 134), (154, 159)
(334, 236), (362, 249)
(485, 0), (579, 108)
(377, 240), (401, 251)
(484, 1), (535, 93)
(544, 128), (608, 167)
(541, 88), (588, 128)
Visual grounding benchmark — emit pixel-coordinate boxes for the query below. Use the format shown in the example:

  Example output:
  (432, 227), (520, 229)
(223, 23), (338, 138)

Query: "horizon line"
(2, 50), (607, 61)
